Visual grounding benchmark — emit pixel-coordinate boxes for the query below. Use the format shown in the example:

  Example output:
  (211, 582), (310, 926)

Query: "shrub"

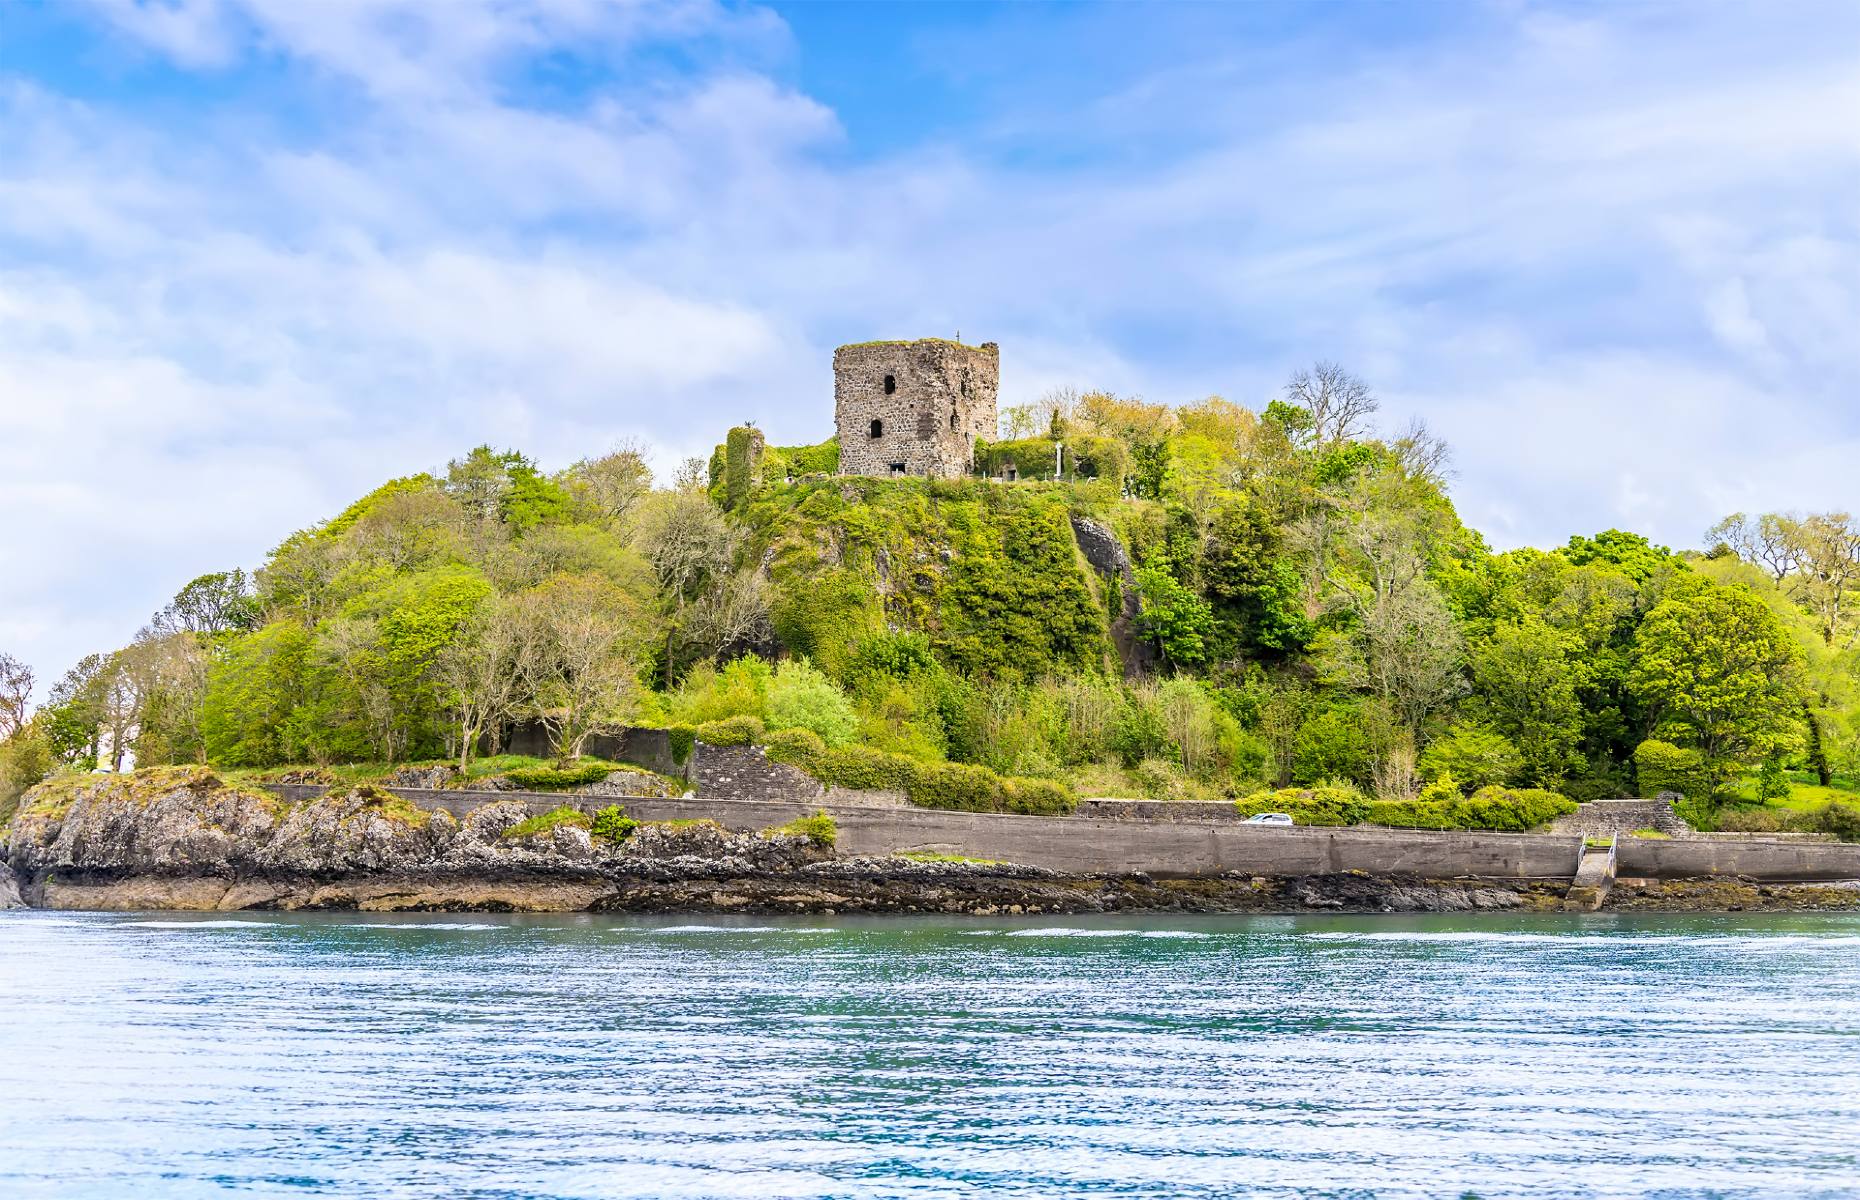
(1419, 723), (1523, 789)
(769, 808), (837, 848)
(668, 656), (770, 725)
(1813, 799), (1860, 842)
(1291, 707), (1369, 785)
(764, 726), (827, 765)
(1729, 800), (1860, 841)
(1715, 806), (1804, 834)
(1756, 757), (1790, 803)
(766, 659), (858, 747)
(1365, 798), (1452, 828)
(502, 805), (590, 839)
(696, 715), (765, 747)
(1366, 786), (1575, 831)
(1451, 786), (1577, 831)
(1236, 784), (1370, 826)
(1418, 773), (1462, 804)
(912, 761), (998, 811)
(1134, 756), (1190, 800)
(666, 725), (696, 765)
(999, 776), (1074, 815)
(504, 763), (614, 791)
(0, 725), (56, 828)
(1634, 739), (1709, 802)
(590, 804), (639, 841)
(810, 745), (922, 792)
(766, 731), (1074, 815)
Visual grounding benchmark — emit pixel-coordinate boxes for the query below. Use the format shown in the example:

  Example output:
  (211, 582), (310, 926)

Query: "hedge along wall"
(762, 727), (1075, 815)
(491, 718), (1073, 815)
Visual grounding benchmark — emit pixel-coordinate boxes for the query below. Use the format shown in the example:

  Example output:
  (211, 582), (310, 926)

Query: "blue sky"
(4, 0), (1860, 693)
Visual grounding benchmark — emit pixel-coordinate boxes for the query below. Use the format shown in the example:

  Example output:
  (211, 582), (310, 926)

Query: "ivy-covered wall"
(741, 477), (1118, 681)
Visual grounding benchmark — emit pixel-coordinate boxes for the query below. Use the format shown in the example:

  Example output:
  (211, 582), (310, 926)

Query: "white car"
(1243, 812), (1294, 825)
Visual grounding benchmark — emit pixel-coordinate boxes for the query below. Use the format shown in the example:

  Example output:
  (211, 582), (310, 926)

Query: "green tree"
(767, 658), (859, 747)
(200, 622), (315, 767)
(1133, 558), (1214, 668)
(1469, 616), (1585, 786)
(1630, 584), (1804, 793)
(153, 570), (262, 638)
(1418, 722), (1523, 790)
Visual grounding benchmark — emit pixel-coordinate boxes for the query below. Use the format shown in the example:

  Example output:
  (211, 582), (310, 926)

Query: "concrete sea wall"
(259, 785), (1860, 882)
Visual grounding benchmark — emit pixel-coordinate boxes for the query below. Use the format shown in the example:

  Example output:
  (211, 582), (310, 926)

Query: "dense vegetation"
(5, 365), (1859, 837)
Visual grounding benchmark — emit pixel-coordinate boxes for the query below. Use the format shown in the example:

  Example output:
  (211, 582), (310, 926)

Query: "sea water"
(1, 910), (1857, 1198)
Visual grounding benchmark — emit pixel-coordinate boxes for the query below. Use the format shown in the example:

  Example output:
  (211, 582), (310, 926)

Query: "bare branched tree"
(1708, 509), (1860, 644)
(437, 595), (526, 772)
(1792, 511), (1860, 646)
(683, 569), (773, 662)
(115, 631), (211, 765)
(1283, 361), (1379, 447)
(566, 440), (655, 535)
(515, 576), (643, 761)
(1391, 417), (1454, 487)
(1705, 512), (1801, 582)
(639, 482), (742, 678)
(998, 386), (1081, 439)
(0, 652), (33, 740)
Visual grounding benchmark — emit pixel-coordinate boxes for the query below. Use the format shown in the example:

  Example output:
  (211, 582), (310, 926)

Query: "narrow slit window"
(950, 409), (959, 431)
(869, 419), (883, 438)
(883, 375), (896, 394)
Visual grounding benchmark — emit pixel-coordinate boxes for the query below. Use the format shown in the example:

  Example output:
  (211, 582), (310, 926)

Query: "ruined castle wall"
(835, 340), (998, 478)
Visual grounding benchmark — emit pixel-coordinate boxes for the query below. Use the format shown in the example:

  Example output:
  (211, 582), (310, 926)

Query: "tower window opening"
(950, 409), (959, 431)
(888, 462), (907, 474)
(883, 375), (896, 394)
(869, 419), (883, 438)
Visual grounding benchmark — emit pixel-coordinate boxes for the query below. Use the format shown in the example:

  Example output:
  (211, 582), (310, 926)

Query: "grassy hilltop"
(5, 373), (1859, 838)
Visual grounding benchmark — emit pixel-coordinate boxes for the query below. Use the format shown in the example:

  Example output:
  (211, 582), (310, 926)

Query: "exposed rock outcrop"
(5, 770), (1854, 914)
(1069, 514), (1159, 679)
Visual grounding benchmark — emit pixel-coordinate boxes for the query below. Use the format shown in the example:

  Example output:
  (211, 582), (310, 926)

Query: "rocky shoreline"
(4, 768), (1858, 916)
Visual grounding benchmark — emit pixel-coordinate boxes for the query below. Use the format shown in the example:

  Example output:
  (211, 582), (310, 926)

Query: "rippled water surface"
(2, 911), (1859, 1198)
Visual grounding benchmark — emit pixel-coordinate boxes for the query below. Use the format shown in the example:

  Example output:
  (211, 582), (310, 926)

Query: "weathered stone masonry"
(835, 339), (998, 479)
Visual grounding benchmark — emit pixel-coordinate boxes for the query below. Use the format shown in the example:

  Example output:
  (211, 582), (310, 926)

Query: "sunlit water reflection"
(2, 910), (1857, 1198)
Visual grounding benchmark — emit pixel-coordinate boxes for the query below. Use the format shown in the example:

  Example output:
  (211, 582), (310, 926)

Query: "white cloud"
(4, 1), (1860, 695)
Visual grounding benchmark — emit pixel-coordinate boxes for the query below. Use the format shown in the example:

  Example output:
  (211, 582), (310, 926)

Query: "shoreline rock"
(4, 769), (1857, 916)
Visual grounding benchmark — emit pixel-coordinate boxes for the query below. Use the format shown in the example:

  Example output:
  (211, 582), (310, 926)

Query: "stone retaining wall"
(1549, 798), (1692, 838)
(688, 745), (824, 805)
(1077, 799), (1243, 822)
(498, 724), (683, 777)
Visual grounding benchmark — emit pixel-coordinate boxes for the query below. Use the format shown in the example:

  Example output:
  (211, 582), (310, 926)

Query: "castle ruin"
(834, 339), (998, 478)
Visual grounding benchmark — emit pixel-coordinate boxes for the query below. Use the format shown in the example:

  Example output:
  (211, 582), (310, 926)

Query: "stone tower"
(834, 339), (999, 478)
